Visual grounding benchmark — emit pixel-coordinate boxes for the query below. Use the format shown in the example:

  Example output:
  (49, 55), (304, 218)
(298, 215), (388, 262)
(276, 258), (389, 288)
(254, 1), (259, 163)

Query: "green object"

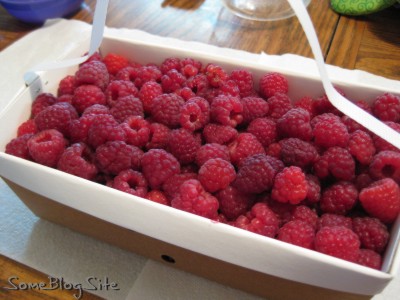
(330, 0), (398, 15)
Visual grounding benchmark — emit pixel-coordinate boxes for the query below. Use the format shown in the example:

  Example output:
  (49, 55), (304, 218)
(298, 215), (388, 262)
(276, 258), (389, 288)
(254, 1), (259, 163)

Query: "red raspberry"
(151, 93), (185, 128)
(369, 150), (400, 183)
(277, 108), (312, 141)
(72, 84), (106, 114)
(229, 69), (254, 98)
(310, 112), (339, 127)
(266, 142), (282, 158)
(31, 93), (57, 117)
(82, 104), (110, 116)
(27, 129), (67, 167)
(202, 123), (238, 145)
(87, 123), (126, 149)
(320, 181), (358, 215)
(234, 202), (279, 238)
(180, 96), (210, 131)
(372, 93), (400, 122)
(277, 220), (315, 249)
(354, 172), (374, 191)
(264, 196), (293, 226)
(167, 128), (201, 165)
(34, 102), (78, 136)
(185, 74), (209, 95)
(141, 149), (181, 190)
(161, 69), (186, 93)
(313, 147), (355, 181)
(317, 213), (353, 231)
(247, 117), (277, 147)
(195, 143), (230, 167)
(279, 138), (319, 169)
(267, 92), (292, 120)
(181, 58), (202, 77)
(216, 186), (254, 221)
(69, 113), (115, 144)
(57, 75), (76, 96)
(105, 80), (138, 108)
(372, 121), (400, 153)
(198, 158), (236, 193)
(17, 119), (37, 137)
(138, 81), (163, 114)
(171, 179), (219, 219)
(116, 66), (139, 82)
(175, 87), (196, 101)
(352, 217), (389, 254)
(56, 94), (73, 104)
(315, 226), (360, 262)
(145, 190), (169, 206)
(347, 130), (376, 165)
(313, 115), (349, 148)
(263, 155), (285, 174)
(218, 80), (240, 97)
(210, 95), (243, 127)
(241, 96), (269, 125)
(95, 141), (143, 175)
(259, 72), (289, 99)
(121, 116), (150, 148)
(228, 133), (265, 167)
(110, 95), (144, 123)
(133, 65), (162, 89)
(359, 178), (400, 224)
(290, 205), (318, 230)
(82, 51), (102, 64)
(5, 133), (34, 160)
(357, 249), (382, 270)
(112, 169), (148, 198)
(145, 122), (171, 150)
(312, 95), (342, 116)
(204, 63), (229, 88)
(162, 173), (198, 200)
(304, 174), (321, 204)
(294, 96), (315, 117)
(233, 154), (276, 194)
(75, 60), (109, 91)
(102, 53), (129, 75)
(57, 142), (98, 180)
(160, 57), (181, 74)
(271, 166), (308, 205)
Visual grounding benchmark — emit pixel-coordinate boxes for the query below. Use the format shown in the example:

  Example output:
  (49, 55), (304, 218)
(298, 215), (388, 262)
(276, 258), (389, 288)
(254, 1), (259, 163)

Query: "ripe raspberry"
(82, 104), (110, 116)
(310, 112), (339, 128)
(112, 169), (148, 198)
(57, 75), (76, 96)
(133, 65), (162, 89)
(75, 60), (109, 91)
(95, 141), (143, 175)
(304, 174), (321, 204)
(121, 116), (150, 148)
(216, 186), (254, 221)
(359, 178), (400, 224)
(267, 92), (292, 120)
(31, 93), (57, 117)
(271, 166), (308, 205)
(229, 69), (254, 98)
(290, 205), (319, 230)
(259, 72), (289, 99)
(263, 155), (285, 174)
(141, 149), (181, 190)
(347, 130), (376, 165)
(277, 108), (312, 141)
(241, 96), (269, 125)
(180, 96), (210, 131)
(202, 123), (238, 145)
(167, 128), (201, 165)
(266, 142), (282, 158)
(352, 217), (389, 254)
(354, 172), (374, 191)
(171, 179), (219, 219)
(357, 249), (382, 270)
(234, 202), (279, 238)
(161, 69), (186, 93)
(198, 158), (236, 193)
(102, 53), (129, 75)
(160, 57), (181, 74)
(110, 95), (144, 123)
(57, 142), (98, 180)
(184, 74), (209, 95)
(294, 96), (315, 117)
(195, 143), (230, 167)
(5, 133), (34, 160)
(369, 150), (400, 183)
(17, 119), (37, 137)
(69, 113), (115, 144)
(116, 66), (139, 82)
(277, 220), (315, 249)
(56, 94), (73, 104)
(228, 133), (265, 167)
(313, 147), (355, 181)
(279, 138), (319, 169)
(181, 58), (202, 77)
(151, 93), (185, 128)
(218, 79), (240, 97)
(317, 213), (353, 231)
(138, 81), (163, 114)
(320, 181), (358, 215)
(233, 154), (276, 194)
(175, 87), (196, 101)
(27, 129), (67, 167)
(315, 226), (360, 262)
(162, 173), (198, 200)
(87, 123), (126, 149)
(313, 115), (349, 148)
(372, 121), (400, 153)
(204, 63), (229, 88)
(145, 190), (169, 205)
(372, 93), (400, 122)
(264, 196), (293, 226)
(210, 95), (243, 127)
(72, 84), (106, 114)
(145, 122), (171, 150)
(312, 95), (342, 116)
(247, 117), (277, 147)
(105, 80), (138, 108)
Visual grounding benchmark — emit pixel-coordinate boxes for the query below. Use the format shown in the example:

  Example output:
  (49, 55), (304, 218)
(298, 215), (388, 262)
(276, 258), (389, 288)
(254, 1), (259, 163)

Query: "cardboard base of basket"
(5, 179), (371, 300)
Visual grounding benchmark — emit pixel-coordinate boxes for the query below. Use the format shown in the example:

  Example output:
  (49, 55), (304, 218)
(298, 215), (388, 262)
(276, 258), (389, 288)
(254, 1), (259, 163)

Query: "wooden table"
(0, 0), (399, 299)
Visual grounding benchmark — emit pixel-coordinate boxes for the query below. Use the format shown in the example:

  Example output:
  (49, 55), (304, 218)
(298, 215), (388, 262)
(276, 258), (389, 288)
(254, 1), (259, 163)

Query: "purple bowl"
(0, 0), (84, 24)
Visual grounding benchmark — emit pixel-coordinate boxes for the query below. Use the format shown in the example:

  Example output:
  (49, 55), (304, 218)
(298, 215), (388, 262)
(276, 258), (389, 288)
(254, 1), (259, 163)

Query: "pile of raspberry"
(6, 52), (400, 270)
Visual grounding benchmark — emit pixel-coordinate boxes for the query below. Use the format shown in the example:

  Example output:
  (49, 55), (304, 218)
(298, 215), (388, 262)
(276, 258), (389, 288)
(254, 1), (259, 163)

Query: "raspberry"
(271, 166), (308, 205)
(277, 108), (312, 141)
(195, 143), (230, 167)
(69, 113), (115, 144)
(202, 123), (238, 145)
(116, 66), (139, 82)
(112, 169), (148, 198)
(315, 226), (360, 262)
(181, 58), (202, 77)
(27, 129), (67, 167)
(210, 95), (243, 127)
(347, 130), (376, 165)
(372, 121), (400, 153)
(241, 96), (269, 125)
(267, 92), (292, 119)
(145, 190), (169, 205)
(5, 133), (34, 160)
(264, 196), (293, 225)
(357, 249), (382, 270)
(151, 93), (185, 128)
(263, 155), (285, 174)
(294, 96), (315, 117)
(141, 149), (180, 190)
(87, 123), (126, 149)
(304, 174), (321, 204)
(72, 84), (106, 114)
(102, 53), (129, 75)
(312, 115), (349, 148)
(82, 51), (102, 64)
(359, 178), (400, 224)
(133, 65), (162, 89)
(233, 154), (276, 194)
(259, 72), (289, 99)
(290, 205), (318, 230)
(198, 158), (236, 193)
(175, 87), (196, 101)
(369, 150), (400, 183)
(228, 133), (265, 167)
(121, 116), (150, 148)
(277, 220), (315, 249)
(75, 60), (109, 91)
(17, 119), (37, 137)
(310, 112), (339, 128)
(180, 96), (210, 131)
(279, 138), (319, 169)
(312, 94), (342, 116)
(95, 141), (143, 175)
(57, 75), (76, 96)
(82, 104), (110, 116)
(34, 102), (78, 136)
(229, 69), (254, 98)
(234, 202), (279, 238)
(372, 93), (400, 122)
(354, 172), (374, 191)
(160, 57), (181, 74)
(320, 181), (358, 215)
(266, 142), (282, 158)
(56, 94), (73, 104)
(105, 80), (138, 108)
(204, 63), (229, 88)
(313, 147), (355, 181)
(185, 74), (209, 95)
(216, 186), (254, 221)
(171, 179), (219, 219)
(110, 95), (144, 123)
(317, 213), (353, 231)
(161, 69), (186, 93)
(137, 81), (163, 114)
(162, 173), (198, 200)
(218, 80), (240, 97)
(167, 128), (201, 165)
(247, 117), (277, 147)
(352, 217), (389, 254)
(31, 93), (57, 117)
(57, 142), (98, 180)
(145, 122), (171, 150)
